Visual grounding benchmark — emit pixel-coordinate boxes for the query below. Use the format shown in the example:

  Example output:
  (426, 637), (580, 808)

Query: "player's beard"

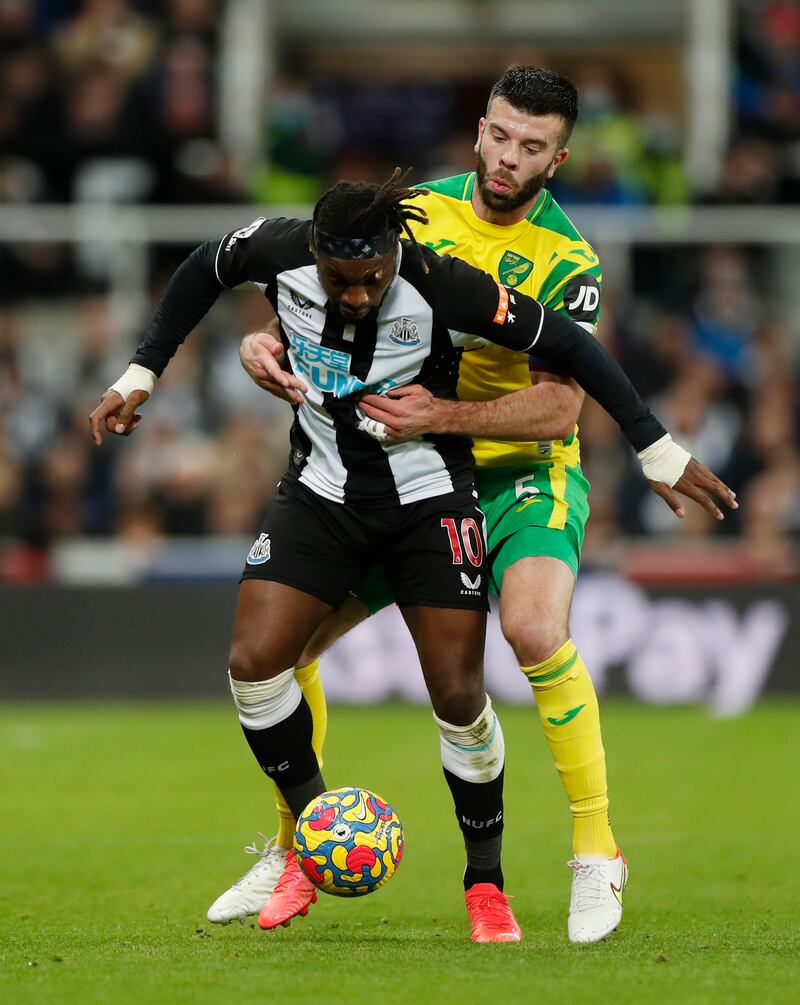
(475, 147), (552, 213)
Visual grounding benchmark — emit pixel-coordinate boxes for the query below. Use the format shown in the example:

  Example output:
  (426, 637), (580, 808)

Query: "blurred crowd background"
(1, 0), (799, 582)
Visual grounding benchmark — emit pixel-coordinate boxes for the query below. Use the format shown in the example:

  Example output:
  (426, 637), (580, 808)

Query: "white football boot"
(567, 850), (628, 944)
(207, 835), (289, 924)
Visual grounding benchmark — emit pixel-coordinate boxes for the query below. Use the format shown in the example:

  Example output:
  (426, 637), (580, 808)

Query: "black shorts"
(241, 479), (489, 612)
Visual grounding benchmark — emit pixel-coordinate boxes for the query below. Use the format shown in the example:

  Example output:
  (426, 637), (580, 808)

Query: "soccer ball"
(293, 787), (404, 897)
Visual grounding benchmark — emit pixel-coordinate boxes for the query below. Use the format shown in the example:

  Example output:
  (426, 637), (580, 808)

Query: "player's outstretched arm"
(91, 219), (286, 443)
(88, 240), (224, 445)
(359, 384), (736, 519)
(240, 325), (308, 405)
(388, 250), (738, 518)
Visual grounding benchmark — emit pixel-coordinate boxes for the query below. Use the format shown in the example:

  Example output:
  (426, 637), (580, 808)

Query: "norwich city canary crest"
(498, 250), (533, 287)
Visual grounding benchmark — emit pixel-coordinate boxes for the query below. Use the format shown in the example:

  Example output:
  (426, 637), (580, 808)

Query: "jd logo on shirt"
(498, 250), (534, 287)
(564, 274), (600, 322)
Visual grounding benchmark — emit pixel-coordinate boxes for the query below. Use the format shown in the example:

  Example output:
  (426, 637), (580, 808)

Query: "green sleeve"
(537, 242), (603, 325)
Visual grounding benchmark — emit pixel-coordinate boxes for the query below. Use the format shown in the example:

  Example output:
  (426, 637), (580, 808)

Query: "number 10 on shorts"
(441, 517), (484, 567)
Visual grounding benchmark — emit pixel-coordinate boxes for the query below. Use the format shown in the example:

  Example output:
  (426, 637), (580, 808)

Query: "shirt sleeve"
(213, 216), (304, 288)
(424, 248), (665, 452)
(131, 239), (223, 377)
(531, 241), (603, 375)
(130, 217), (301, 376)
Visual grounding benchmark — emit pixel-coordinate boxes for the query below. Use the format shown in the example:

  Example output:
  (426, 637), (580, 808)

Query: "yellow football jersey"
(411, 172), (602, 469)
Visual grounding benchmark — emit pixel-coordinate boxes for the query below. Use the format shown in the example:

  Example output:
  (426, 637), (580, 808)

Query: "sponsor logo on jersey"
(287, 332), (399, 398)
(225, 217), (266, 252)
(288, 332), (355, 395)
(388, 317), (421, 346)
(498, 250), (534, 287)
(247, 533), (271, 565)
(289, 290), (315, 316)
(563, 274), (601, 322)
(538, 441), (553, 457)
(493, 283), (510, 325)
(460, 571), (482, 595)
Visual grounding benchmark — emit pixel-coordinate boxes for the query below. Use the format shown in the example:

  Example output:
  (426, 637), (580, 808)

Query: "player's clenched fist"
(88, 363), (155, 445)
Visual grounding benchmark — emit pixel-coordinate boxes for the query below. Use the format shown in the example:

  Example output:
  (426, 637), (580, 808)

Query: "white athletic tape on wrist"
(357, 414), (389, 442)
(108, 363), (156, 400)
(637, 433), (691, 487)
(228, 667), (302, 730)
(434, 695), (505, 783)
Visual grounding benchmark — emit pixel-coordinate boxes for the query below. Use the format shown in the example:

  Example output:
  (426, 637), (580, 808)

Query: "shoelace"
(243, 832), (277, 859)
(568, 859), (612, 911)
(231, 833), (281, 889)
(466, 890), (516, 927)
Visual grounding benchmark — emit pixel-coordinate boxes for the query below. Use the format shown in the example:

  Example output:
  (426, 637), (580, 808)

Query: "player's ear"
(475, 117), (486, 153)
(548, 147), (569, 178)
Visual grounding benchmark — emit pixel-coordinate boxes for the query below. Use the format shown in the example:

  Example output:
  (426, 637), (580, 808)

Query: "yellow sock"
(274, 658), (328, 848)
(521, 640), (617, 858)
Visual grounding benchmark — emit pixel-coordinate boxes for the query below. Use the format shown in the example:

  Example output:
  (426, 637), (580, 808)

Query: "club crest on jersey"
(247, 533), (271, 565)
(498, 250), (533, 288)
(388, 317), (421, 346)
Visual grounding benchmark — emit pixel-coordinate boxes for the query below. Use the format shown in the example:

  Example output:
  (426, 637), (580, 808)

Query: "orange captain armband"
(492, 282), (509, 325)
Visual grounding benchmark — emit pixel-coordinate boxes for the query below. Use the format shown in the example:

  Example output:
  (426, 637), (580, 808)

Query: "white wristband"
(357, 413), (389, 442)
(109, 363), (156, 400)
(637, 433), (691, 487)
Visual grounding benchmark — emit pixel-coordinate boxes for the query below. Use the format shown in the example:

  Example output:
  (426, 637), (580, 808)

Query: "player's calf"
(435, 696), (522, 940)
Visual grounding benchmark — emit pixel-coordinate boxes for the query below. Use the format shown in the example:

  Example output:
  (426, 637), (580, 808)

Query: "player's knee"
(228, 639), (284, 683)
(429, 679), (486, 727)
(504, 619), (568, 668)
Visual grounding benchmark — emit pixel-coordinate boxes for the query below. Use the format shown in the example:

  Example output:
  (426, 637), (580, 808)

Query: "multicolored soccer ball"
(293, 787), (404, 897)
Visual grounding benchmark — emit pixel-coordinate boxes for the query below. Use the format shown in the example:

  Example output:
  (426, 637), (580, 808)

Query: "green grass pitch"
(1, 700), (798, 1004)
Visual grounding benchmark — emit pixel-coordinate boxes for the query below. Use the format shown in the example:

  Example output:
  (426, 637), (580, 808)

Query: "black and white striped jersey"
(132, 216), (665, 507)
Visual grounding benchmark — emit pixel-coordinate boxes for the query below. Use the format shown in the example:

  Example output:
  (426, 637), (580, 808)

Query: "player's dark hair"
(488, 66), (579, 143)
(313, 167), (430, 269)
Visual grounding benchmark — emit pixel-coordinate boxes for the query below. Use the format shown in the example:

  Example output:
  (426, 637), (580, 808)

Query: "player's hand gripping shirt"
(412, 173), (602, 470)
(131, 217), (664, 507)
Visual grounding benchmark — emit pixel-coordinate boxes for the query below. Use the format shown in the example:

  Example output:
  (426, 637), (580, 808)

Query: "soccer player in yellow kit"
(209, 67), (736, 942)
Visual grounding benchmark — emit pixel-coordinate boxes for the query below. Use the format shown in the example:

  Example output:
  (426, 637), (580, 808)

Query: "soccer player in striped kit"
(224, 68), (737, 943)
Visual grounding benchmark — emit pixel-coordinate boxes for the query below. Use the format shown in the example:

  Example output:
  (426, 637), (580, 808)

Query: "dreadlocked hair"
(313, 167), (431, 272)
